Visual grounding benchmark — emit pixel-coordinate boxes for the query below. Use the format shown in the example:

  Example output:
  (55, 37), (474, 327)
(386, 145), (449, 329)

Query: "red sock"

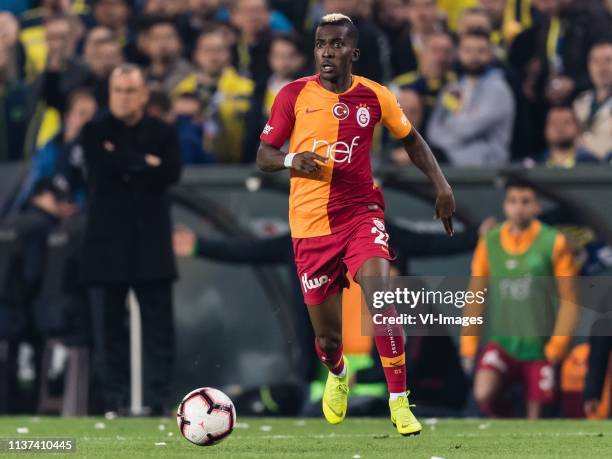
(373, 306), (407, 393)
(315, 338), (345, 375)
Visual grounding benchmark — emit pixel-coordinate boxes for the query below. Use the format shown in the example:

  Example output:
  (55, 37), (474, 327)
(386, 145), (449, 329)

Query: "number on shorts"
(371, 225), (389, 247)
(538, 365), (554, 391)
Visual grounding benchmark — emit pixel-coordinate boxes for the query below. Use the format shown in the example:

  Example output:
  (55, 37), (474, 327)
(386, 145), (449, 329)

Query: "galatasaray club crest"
(356, 104), (370, 127)
(332, 102), (349, 120)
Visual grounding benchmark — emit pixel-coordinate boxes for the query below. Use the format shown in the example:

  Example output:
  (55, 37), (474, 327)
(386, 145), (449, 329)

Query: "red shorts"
(477, 342), (555, 403)
(292, 211), (394, 305)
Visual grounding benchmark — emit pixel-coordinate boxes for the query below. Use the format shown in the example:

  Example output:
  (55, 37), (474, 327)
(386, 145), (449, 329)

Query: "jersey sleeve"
(471, 238), (490, 276)
(259, 84), (297, 148)
(552, 233), (578, 276)
(376, 85), (412, 139)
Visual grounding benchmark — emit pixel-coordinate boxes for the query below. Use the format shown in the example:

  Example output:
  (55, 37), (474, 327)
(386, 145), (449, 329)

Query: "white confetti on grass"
(259, 425), (272, 432)
(167, 432), (174, 437)
(352, 455), (362, 459)
(94, 422), (106, 430)
(104, 412), (117, 420)
(158, 424), (166, 431)
(29, 417), (41, 423)
(17, 427), (29, 434)
(294, 420), (306, 426)
(424, 418), (438, 425)
(116, 436), (126, 441)
(431, 456), (446, 459)
(234, 422), (250, 429)
(478, 423), (491, 430)
(154, 442), (166, 446)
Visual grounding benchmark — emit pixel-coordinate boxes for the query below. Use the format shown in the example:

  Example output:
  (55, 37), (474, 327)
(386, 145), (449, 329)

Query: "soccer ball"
(176, 387), (236, 446)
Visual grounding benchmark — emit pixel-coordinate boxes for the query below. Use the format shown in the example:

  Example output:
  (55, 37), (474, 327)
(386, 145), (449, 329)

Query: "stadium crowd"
(0, 0), (611, 419)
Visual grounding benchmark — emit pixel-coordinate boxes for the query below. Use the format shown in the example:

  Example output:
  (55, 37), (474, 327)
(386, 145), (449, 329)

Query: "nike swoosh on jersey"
(305, 108), (323, 113)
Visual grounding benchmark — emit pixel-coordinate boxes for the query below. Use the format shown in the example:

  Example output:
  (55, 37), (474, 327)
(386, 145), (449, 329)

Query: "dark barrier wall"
(170, 165), (612, 401)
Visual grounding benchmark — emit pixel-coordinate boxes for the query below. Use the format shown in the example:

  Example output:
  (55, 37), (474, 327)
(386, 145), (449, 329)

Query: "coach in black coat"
(81, 64), (182, 415)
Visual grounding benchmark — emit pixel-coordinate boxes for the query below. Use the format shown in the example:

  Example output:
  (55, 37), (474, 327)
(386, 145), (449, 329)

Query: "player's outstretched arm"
(256, 141), (327, 173)
(402, 128), (456, 236)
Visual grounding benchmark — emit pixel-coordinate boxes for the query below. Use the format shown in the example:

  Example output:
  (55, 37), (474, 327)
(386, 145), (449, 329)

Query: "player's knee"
(316, 335), (342, 354)
(473, 379), (496, 404)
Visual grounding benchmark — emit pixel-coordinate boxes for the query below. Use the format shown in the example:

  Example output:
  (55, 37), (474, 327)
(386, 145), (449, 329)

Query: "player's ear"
(351, 48), (360, 62)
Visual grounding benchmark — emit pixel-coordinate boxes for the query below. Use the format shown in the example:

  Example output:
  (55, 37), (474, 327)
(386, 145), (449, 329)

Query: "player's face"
(503, 188), (540, 228)
(314, 25), (358, 82)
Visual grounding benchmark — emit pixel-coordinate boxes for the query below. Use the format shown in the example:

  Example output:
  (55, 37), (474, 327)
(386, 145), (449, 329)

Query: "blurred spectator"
(404, 0), (445, 73)
(81, 64), (181, 415)
(19, 1), (86, 80)
(142, 0), (189, 18)
(230, 0), (275, 84)
(457, 6), (492, 36)
(26, 14), (89, 158)
(0, 40), (28, 161)
(372, 0), (414, 76)
(22, 89), (97, 208)
(244, 33), (307, 161)
(180, 0), (223, 56)
(91, 0), (135, 59)
(82, 27), (124, 108)
(573, 41), (612, 160)
(427, 29), (515, 166)
(174, 28), (254, 163)
(480, 0), (535, 58)
(533, 106), (598, 168)
(140, 16), (193, 93)
(518, 0), (612, 107)
(171, 92), (218, 164)
(392, 31), (455, 127)
(0, 12), (25, 80)
(436, 0), (477, 31)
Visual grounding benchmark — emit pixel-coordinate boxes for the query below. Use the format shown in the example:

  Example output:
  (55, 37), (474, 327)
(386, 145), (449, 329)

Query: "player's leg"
(524, 361), (555, 419)
(473, 343), (516, 417)
(356, 257), (421, 436)
(307, 293), (349, 424)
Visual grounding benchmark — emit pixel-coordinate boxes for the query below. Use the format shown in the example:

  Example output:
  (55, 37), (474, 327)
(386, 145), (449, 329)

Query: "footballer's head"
(503, 178), (541, 229)
(315, 13), (359, 82)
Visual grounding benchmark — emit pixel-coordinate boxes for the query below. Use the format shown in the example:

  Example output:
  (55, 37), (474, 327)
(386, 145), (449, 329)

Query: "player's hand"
(583, 399), (600, 418)
(145, 154), (162, 167)
(291, 151), (327, 174)
(461, 356), (475, 375)
(478, 217), (498, 237)
(173, 225), (197, 257)
(434, 187), (455, 236)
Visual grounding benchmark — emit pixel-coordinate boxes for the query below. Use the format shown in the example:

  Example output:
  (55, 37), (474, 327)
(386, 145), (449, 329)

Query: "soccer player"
(256, 13), (455, 435)
(461, 178), (579, 419)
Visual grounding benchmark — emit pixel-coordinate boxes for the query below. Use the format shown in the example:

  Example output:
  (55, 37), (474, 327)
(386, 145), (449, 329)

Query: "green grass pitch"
(0, 416), (610, 458)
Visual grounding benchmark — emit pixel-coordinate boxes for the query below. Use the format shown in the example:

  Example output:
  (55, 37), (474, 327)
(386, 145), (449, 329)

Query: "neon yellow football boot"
(322, 358), (349, 424)
(389, 391), (422, 436)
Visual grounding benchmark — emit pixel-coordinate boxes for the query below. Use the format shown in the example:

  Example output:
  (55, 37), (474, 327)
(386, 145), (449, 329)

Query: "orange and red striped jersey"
(260, 74), (412, 238)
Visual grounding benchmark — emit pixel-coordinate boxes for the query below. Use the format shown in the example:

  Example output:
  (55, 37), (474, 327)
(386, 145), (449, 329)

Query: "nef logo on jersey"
(356, 104), (371, 127)
(332, 102), (349, 120)
(301, 273), (330, 291)
(262, 124), (274, 135)
(312, 136), (359, 163)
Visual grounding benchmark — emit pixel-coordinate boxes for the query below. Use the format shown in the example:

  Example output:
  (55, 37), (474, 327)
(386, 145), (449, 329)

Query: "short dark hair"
(504, 177), (537, 194)
(270, 32), (305, 56)
(318, 13), (359, 46)
(139, 15), (179, 34)
(460, 28), (491, 44)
